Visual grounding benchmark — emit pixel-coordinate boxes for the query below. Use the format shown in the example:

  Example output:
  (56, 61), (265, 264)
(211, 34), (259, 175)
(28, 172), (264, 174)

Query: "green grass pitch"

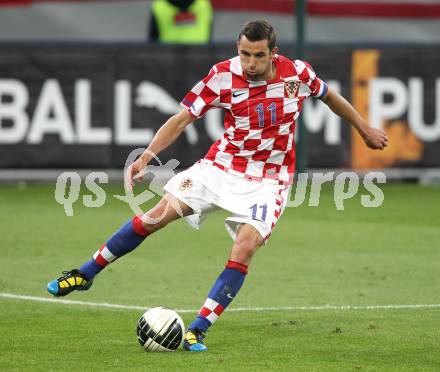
(0, 182), (439, 371)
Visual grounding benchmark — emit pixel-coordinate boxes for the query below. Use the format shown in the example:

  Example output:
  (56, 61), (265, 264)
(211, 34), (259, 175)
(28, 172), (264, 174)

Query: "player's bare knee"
(140, 213), (167, 233)
(140, 204), (170, 233)
(232, 238), (259, 262)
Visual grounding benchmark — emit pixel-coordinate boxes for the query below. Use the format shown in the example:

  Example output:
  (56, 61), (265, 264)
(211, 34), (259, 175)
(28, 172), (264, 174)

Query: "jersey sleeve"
(295, 60), (328, 99)
(180, 66), (221, 119)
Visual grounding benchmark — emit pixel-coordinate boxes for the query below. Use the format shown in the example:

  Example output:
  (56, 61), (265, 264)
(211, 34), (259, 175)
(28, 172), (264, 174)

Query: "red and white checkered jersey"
(181, 54), (328, 185)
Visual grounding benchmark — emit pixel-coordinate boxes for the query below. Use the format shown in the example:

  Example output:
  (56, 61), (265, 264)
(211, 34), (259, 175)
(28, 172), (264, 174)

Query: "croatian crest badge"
(285, 81), (300, 99)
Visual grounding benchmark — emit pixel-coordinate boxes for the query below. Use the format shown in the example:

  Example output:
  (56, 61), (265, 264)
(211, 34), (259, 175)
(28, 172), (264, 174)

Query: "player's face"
(237, 36), (277, 81)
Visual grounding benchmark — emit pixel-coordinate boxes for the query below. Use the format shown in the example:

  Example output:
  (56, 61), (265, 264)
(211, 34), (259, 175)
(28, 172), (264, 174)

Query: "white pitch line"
(1, 292), (440, 313)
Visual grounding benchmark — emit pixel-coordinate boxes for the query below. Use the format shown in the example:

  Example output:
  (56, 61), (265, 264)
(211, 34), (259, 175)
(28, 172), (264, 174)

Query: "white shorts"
(164, 160), (291, 242)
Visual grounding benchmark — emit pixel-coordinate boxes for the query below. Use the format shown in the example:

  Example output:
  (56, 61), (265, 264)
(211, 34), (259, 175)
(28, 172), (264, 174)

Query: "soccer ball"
(136, 307), (185, 351)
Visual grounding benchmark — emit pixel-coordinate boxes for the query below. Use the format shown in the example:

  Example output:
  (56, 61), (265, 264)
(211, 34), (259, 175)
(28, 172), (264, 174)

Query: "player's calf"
(184, 259), (248, 351)
(46, 194), (192, 296)
(47, 214), (150, 297)
(47, 212), (154, 297)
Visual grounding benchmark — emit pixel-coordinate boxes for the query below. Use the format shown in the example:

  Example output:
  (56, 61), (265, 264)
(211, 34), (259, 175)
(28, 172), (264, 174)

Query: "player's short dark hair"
(238, 20), (277, 51)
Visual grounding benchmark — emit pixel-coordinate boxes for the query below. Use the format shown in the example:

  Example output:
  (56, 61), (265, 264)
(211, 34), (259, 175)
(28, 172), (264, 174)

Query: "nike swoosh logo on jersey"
(232, 91), (246, 98)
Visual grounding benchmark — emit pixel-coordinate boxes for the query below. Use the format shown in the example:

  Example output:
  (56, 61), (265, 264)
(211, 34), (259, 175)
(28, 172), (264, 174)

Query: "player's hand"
(361, 126), (389, 150)
(125, 154), (149, 192)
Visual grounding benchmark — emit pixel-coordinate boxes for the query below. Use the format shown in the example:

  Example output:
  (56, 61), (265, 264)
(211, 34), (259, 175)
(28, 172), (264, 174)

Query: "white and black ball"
(136, 307), (185, 351)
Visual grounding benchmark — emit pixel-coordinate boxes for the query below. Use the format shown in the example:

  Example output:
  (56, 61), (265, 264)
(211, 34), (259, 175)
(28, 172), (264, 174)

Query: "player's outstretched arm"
(125, 109), (194, 191)
(321, 88), (388, 150)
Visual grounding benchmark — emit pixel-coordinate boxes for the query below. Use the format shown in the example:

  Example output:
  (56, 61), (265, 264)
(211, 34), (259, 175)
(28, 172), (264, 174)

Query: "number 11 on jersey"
(249, 98), (283, 128)
(254, 102), (277, 127)
(250, 203), (268, 221)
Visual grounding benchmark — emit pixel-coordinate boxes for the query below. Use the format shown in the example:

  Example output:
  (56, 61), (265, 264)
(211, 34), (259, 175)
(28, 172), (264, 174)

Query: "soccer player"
(47, 20), (388, 351)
